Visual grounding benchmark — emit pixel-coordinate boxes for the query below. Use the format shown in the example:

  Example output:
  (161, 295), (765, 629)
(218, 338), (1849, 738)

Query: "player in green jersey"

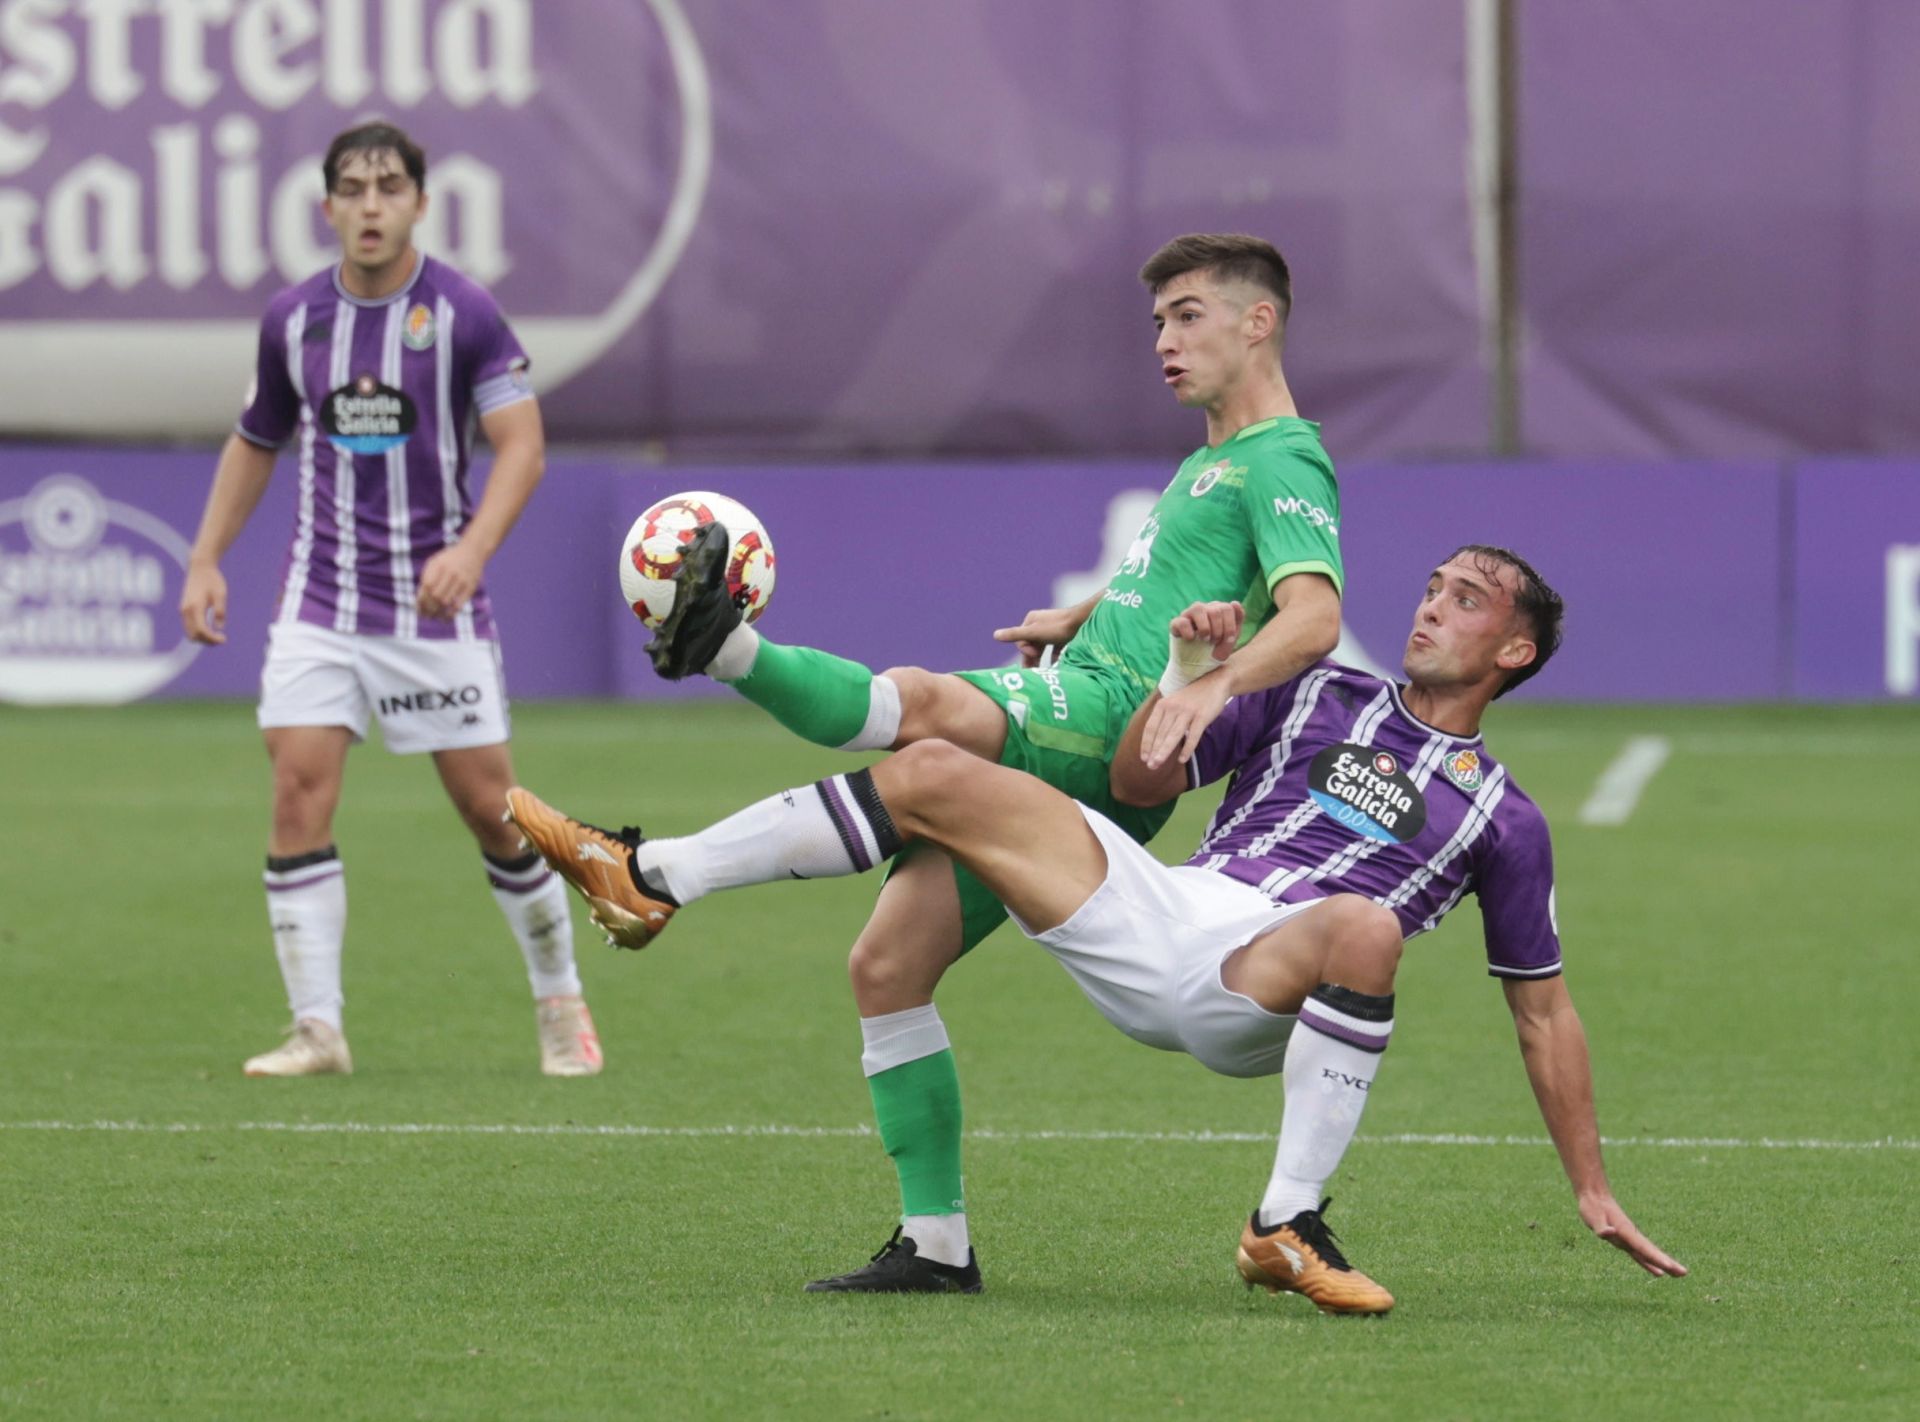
(638, 234), (1344, 1291)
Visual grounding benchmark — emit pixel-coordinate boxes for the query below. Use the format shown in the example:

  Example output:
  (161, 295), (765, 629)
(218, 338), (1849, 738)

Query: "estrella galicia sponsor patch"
(1308, 742), (1428, 844)
(1441, 747), (1484, 793)
(1190, 460), (1229, 497)
(322, 374), (417, 454)
(402, 303), (436, 351)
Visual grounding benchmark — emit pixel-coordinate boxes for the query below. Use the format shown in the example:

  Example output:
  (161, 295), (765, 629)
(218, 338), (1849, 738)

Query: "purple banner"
(1792, 461), (1920, 699)
(607, 463), (1789, 704)
(1336, 463), (1785, 700)
(1521, 1), (1920, 458)
(5, 446), (1874, 707)
(0, 444), (611, 702)
(0, 2), (1483, 462)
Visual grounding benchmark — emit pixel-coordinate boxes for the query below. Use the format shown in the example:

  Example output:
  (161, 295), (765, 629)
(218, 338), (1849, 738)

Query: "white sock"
(264, 850), (347, 1031)
(837, 674), (902, 752)
(486, 850), (581, 999)
(706, 622), (760, 682)
(638, 769), (904, 904)
(903, 1211), (971, 1268)
(859, 1003), (951, 1076)
(1259, 986), (1394, 1228)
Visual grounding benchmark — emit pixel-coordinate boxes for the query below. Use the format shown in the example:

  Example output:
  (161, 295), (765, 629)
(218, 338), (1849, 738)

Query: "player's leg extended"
(433, 743), (599, 1078)
(1226, 895), (1402, 1314)
(508, 740), (1105, 949)
(872, 743), (1108, 931)
(247, 725), (355, 1076)
(648, 522), (1009, 757)
(806, 855), (976, 1292)
(710, 634), (1009, 758)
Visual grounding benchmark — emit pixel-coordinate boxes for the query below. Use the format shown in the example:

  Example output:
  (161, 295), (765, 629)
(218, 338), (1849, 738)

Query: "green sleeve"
(1240, 448), (1344, 597)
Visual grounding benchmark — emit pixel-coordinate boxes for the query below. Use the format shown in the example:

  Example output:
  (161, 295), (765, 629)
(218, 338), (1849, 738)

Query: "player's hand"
(1169, 600), (1243, 660)
(417, 543), (485, 620)
(1577, 1193), (1688, 1277)
(993, 607), (1083, 668)
(1140, 669), (1234, 770)
(180, 561), (229, 645)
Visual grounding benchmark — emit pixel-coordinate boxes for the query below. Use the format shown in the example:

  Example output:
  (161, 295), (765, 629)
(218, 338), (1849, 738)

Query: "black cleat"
(646, 521), (744, 680)
(804, 1228), (984, 1295)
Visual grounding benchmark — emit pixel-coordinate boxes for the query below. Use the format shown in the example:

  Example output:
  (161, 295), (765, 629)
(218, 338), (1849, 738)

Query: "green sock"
(730, 638), (880, 749)
(867, 1050), (965, 1217)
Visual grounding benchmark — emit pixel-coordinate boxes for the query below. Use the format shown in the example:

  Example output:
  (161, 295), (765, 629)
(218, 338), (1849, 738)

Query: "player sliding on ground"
(508, 548), (1687, 1312)
(643, 234), (1343, 1284)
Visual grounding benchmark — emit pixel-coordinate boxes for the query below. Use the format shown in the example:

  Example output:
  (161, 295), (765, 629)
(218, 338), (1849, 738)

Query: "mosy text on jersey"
(1063, 417), (1345, 698)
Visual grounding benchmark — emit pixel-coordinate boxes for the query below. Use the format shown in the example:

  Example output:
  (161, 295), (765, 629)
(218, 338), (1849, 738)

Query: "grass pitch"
(1, 699), (1914, 1420)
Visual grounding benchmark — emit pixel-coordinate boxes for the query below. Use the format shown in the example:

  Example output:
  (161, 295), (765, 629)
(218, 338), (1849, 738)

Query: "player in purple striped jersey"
(180, 121), (600, 1080)
(506, 544), (1684, 1311)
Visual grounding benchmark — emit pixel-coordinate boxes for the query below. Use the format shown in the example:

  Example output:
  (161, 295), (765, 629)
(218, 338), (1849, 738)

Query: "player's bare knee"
(879, 666), (939, 745)
(269, 784), (333, 848)
(847, 936), (904, 1004)
(848, 932), (951, 1014)
(1320, 894), (1404, 989)
(876, 738), (971, 821)
(270, 762), (331, 813)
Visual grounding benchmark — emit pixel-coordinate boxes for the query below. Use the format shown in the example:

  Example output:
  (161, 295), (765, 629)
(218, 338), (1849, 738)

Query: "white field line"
(0, 1119), (1911, 1151)
(1578, 735), (1672, 825)
(1496, 732), (1920, 757)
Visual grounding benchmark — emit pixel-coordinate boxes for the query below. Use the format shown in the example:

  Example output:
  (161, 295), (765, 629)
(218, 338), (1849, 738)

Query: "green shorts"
(887, 662), (1176, 952)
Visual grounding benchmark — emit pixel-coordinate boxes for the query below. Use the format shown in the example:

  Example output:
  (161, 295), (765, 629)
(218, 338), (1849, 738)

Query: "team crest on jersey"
(402, 304), (436, 351)
(321, 374), (418, 454)
(1307, 741), (1428, 844)
(1190, 460), (1230, 497)
(1442, 748), (1484, 793)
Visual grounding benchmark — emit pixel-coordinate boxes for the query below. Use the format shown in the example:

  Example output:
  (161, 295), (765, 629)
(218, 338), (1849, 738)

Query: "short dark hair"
(323, 121), (427, 194)
(1139, 233), (1292, 326)
(1444, 544), (1564, 697)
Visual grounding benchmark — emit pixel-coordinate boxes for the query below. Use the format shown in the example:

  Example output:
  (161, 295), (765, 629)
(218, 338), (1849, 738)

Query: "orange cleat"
(1236, 1200), (1394, 1315)
(504, 787), (676, 950)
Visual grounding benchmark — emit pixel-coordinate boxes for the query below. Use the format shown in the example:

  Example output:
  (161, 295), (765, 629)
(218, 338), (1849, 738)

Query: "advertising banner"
(1792, 460), (1920, 699)
(1521, 1), (1920, 459)
(0, 447), (1841, 708)
(1336, 462), (1786, 701)
(0, 2), (1482, 462)
(0, 445), (611, 701)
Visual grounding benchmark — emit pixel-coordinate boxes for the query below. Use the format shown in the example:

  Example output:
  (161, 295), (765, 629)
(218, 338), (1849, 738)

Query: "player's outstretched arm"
(419, 398), (546, 619)
(181, 434), (279, 645)
(1136, 571), (1339, 771)
(1504, 975), (1688, 1278)
(993, 591), (1102, 667)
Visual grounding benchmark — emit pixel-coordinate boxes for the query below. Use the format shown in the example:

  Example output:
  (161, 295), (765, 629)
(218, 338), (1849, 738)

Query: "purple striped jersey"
(1186, 662), (1562, 979)
(234, 256), (534, 641)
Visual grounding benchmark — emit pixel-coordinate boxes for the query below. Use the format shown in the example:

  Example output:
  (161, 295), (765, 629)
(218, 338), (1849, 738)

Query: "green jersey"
(1062, 417), (1344, 698)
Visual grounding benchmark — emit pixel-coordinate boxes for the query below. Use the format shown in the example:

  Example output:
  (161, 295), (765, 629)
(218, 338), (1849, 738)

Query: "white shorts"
(1010, 804), (1313, 1079)
(258, 622), (511, 754)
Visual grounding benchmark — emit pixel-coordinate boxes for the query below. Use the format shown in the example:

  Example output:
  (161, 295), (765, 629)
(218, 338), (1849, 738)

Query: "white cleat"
(537, 994), (604, 1077)
(243, 1018), (353, 1077)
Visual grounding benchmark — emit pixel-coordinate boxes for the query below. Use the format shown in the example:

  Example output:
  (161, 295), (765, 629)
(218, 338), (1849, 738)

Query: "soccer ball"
(618, 491), (777, 631)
